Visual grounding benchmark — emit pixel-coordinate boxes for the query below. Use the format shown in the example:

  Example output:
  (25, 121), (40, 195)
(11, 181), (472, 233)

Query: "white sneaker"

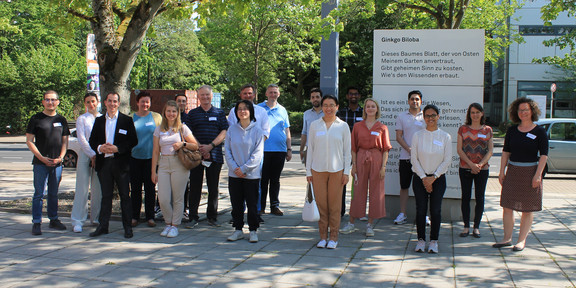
(326, 240), (338, 249)
(167, 226), (179, 238)
(73, 225), (82, 233)
(394, 213), (407, 225)
(227, 230), (244, 241)
(366, 224), (375, 237)
(426, 216), (431, 226)
(249, 231), (258, 243)
(359, 216), (368, 221)
(317, 239), (327, 248)
(340, 222), (357, 234)
(428, 240), (439, 253)
(415, 239), (426, 253)
(160, 225), (172, 237)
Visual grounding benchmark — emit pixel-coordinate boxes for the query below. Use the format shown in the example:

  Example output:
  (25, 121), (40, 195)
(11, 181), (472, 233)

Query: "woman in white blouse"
(151, 101), (198, 238)
(411, 104), (452, 254)
(306, 95), (351, 249)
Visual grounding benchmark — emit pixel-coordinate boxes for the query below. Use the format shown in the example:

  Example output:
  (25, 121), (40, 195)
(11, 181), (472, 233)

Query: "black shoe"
(208, 219), (221, 227)
(32, 223), (42, 236)
(124, 229), (133, 239)
(229, 218), (234, 224)
(270, 207), (284, 216)
(185, 219), (199, 229)
(49, 219), (67, 231)
(492, 242), (512, 248)
(472, 231), (481, 238)
(89, 226), (109, 237)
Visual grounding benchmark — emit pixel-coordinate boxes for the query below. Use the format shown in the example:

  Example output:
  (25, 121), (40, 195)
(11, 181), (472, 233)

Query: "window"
(549, 122), (576, 141)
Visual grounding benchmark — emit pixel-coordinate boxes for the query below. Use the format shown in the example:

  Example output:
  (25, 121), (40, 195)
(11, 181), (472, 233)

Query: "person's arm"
(151, 135), (160, 184)
(285, 127), (292, 161)
(26, 133), (52, 166)
(174, 126), (199, 151)
(478, 135), (494, 170)
(342, 125), (352, 185)
(499, 151), (510, 186)
(410, 132), (426, 179)
(77, 117), (96, 158)
(434, 134), (452, 177)
(396, 130), (411, 154)
(241, 130), (265, 175)
(306, 123), (315, 182)
(59, 135), (68, 164)
(456, 133), (478, 173)
(300, 134), (307, 164)
(380, 150), (389, 179)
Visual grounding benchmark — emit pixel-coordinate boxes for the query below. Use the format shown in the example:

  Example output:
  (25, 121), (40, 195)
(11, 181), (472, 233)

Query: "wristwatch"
(210, 142), (216, 148)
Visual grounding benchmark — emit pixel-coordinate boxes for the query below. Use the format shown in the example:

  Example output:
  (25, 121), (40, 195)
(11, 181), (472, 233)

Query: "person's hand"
(172, 142), (184, 151)
(532, 174), (542, 189)
(341, 174), (349, 185)
(90, 156), (96, 168)
(306, 176), (313, 183)
(498, 173), (505, 186)
(300, 151), (306, 164)
(151, 172), (158, 184)
(379, 167), (386, 179)
(286, 150), (292, 161)
(234, 167), (245, 178)
(470, 164), (481, 174)
(351, 165), (357, 177)
(422, 176), (435, 193)
(199, 144), (212, 155)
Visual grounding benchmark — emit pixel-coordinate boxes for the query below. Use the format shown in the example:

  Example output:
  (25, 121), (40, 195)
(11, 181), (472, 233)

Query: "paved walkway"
(0, 136), (575, 287)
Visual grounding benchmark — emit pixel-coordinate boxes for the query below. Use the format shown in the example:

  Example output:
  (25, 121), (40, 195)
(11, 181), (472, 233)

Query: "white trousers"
(70, 152), (102, 227)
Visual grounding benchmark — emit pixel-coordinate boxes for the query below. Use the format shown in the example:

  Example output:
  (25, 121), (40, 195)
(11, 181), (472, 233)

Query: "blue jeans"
(32, 164), (63, 223)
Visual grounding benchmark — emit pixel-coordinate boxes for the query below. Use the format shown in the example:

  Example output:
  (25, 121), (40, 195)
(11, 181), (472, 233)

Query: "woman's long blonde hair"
(160, 100), (182, 132)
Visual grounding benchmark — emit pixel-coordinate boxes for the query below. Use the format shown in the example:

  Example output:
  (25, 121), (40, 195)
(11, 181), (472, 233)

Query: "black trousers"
(413, 174), (446, 241)
(459, 168), (488, 229)
(229, 177), (259, 231)
(260, 152), (286, 211)
(189, 162), (222, 221)
(98, 158), (132, 230)
(129, 157), (156, 221)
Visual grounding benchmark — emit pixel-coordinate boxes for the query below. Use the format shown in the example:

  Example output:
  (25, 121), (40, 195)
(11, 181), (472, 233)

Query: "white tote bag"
(302, 182), (320, 222)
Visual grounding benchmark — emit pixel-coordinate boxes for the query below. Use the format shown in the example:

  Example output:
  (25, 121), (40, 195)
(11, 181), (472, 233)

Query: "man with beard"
(337, 86), (363, 217)
(300, 88), (324, 165)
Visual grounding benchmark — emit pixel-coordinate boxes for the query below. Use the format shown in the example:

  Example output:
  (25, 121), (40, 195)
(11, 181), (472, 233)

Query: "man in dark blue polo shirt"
(185, 85), (229, 227)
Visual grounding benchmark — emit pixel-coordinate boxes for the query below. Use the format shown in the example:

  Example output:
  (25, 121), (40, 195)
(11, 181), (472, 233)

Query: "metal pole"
(320, 0), (339, 98)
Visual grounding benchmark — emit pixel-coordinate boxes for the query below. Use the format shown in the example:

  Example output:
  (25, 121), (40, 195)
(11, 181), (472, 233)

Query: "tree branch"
(112, 2), (127, 20)
(67, 8), (97, 23)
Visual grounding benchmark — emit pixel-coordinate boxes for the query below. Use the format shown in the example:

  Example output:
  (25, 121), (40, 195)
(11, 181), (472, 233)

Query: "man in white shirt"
(300, 88), (324, 165)
(70, 92), (102, 233)
(393, 90), (427, 225)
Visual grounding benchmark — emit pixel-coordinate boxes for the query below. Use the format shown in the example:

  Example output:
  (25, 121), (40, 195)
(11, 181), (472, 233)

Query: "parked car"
(535, 118), (576, 176)
(64, 128), (81, 168)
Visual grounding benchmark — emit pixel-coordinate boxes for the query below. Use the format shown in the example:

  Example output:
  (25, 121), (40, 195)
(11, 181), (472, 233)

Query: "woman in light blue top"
(130, 92), (162, 227)
(225, 100), (265, 243)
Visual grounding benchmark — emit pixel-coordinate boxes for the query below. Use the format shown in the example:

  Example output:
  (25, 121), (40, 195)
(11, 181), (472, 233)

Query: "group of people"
(26, 87), (548, 253)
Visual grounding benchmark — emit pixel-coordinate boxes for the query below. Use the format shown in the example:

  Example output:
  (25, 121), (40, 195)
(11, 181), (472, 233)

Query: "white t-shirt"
(395, 110), (424, 159)
(153, 124), (192, 156)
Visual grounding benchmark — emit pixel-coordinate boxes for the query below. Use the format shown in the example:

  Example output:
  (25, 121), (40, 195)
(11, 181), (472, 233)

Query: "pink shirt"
(352, 121), (392, 152)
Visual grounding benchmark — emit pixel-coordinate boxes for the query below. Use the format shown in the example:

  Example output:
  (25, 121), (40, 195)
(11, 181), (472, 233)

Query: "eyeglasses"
(424, 114), (438, 118)
(237, 108), (249, 111)
(44, 98), (59, 102)
(347, 93), (360, 96)
(322, 104), (337, 108)
(519, 109), (531, 113)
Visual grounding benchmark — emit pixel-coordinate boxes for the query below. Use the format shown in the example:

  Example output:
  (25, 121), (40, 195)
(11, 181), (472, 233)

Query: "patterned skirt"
(500, 163), (542, 212)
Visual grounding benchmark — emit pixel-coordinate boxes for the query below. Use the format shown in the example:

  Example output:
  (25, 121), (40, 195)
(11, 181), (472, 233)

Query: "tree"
(535, 0), (576, 70)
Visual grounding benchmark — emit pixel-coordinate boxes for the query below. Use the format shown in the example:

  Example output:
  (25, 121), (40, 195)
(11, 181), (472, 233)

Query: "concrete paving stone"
(122, 253), (192, 271)
(305, 244), (359, 258)
(42, 245), (109, 261)
(97, 265), (168, 286)
(225, 262), (291, 281)
(345, 258), (403, 276)
(359, 239), (411, 251)
(353, 248), (413, 261)
(0, 266), (43, 286)
(72, 280), (141, 288)
(153, 243), (211, 259)
(452, 242), (504, 256)
(50, 261), (120, 280)
(453, 255), (510, 281)
(260, 239), (315, 254)
(399, 257), (456, 279)
(554, 258), (576, 282)
(207, 276), (275, 288)
(335, 271), (397, 288)
(505, 258), (570, 287)
(196, 246), (256, 262)
(501, 245), (551, 259)
(242, 251), (303, 267)
(0, 251), (34, 268)
(275, 267), (343, 286)
(148, 271), (220, 288)
(512, 277), (574, 288)
(395, 276), (456, 288)
(216, 238), (271, 252)
(6, 274), (89, 288)
(174, 258), (238, 275)
(7, 243), (69, 257)
(8, 256), (78, 274)
(533, 229), (576, 240)
(292, 254), (351, 271)
(455, 278), (515, 288)
(85, 249), (149, 266)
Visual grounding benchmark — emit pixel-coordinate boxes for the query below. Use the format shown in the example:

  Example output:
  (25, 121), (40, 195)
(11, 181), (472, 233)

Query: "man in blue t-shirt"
(258, 84), (292, 216)
(26, 90), (70, 235)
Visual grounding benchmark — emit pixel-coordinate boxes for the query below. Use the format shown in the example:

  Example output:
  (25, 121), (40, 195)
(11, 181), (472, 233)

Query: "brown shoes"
(270, 207), (284, 216)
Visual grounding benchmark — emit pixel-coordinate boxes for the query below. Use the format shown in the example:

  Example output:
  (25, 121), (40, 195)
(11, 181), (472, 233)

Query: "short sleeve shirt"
(352, 121), (393, 153)
(186, 106), (229, 163)
(26, 112), (70, 165)
(258, 102), (290, 152)
(503, 125), (548, 163)
(153, 125), (193, 156)
(337, 106), (363, 132)
(395, 110), (424, 159)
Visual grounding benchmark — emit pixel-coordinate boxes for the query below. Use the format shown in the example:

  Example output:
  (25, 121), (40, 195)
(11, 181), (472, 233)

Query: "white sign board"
(527, 95), (547, 118)
(373, 29), (485, 198)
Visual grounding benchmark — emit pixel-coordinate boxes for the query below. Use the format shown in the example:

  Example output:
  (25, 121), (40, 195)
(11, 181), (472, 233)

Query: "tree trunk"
(91, 0), (164, 113)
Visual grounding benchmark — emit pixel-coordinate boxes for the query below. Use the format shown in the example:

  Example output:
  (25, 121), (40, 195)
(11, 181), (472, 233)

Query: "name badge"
(209, 117), (217, 121)
(53, 122), (62, 127)
(145, 121), (154, 126)
(119, 129), (127, 135)
(526, 133), (536, 140)
(415, 121), (423, 126)
(371, 131), (380, 136)
(355, 117), (363, 122)
(316, 131), (326, 136)
(433, 140), (443, 146)
(478, 134), (486, 138)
